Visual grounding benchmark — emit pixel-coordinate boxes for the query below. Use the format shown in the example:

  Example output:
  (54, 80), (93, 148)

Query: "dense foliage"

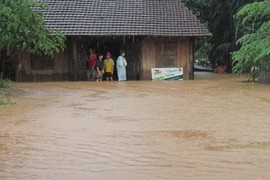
(183, 0), (259, 70)
(232, 0), (270, 74)
(0, 0), (65, 56)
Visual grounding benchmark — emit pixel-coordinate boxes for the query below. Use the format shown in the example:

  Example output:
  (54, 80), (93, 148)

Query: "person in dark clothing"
(95, 53), (104, 82)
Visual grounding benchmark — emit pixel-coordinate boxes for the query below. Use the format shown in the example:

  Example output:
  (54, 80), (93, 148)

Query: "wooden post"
(141, 37), (148, 80)
(72, 38), (78, 81)
(15, 52), (21, 82)
(189, 37), (195, 80)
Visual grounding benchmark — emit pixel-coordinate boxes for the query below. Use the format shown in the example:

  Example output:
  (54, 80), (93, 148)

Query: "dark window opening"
(156, 41), (177, 68)
(31, 55), (55, 70)
(73, 36), (141, 81)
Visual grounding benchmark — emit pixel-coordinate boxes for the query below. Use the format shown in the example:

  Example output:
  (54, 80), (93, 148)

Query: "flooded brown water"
(1, 72), (270, 179)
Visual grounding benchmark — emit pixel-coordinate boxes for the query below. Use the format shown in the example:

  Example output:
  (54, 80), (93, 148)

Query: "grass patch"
(0, 73), (14, 106)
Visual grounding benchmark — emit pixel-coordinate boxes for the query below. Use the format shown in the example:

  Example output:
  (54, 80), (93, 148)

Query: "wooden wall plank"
(16, 48), (69, 81)
(141, 36), (193, 80)
(15, 36), (195, 81)
(141, 37), (157, 80)
(176, 37), (190, 80)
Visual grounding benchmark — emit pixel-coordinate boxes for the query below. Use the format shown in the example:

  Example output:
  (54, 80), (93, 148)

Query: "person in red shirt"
(87, 48), (97, 81)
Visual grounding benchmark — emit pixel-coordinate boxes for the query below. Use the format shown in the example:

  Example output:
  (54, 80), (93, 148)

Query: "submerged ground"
(0, 72), (270, 179)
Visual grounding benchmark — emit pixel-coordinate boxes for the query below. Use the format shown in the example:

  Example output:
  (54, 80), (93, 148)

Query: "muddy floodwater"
(0, 73), (270, 179)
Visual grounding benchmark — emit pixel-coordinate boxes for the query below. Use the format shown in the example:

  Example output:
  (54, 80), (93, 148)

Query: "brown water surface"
(0, 73), (270, 179)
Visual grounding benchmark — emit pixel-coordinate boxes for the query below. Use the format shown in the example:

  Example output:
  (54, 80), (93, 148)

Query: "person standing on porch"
(87, 48), (97, 81)
(95, 53), (104, 82)
(104, 52), (114, 81)
(116, 50), (127, 81)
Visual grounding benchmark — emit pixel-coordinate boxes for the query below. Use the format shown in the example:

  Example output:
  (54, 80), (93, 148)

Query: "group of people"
(87, 49), (127, 82)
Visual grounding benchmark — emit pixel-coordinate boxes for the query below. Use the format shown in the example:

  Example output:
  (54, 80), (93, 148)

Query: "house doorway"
(85, 40), (121, 80)
(77, 36), (141, 81)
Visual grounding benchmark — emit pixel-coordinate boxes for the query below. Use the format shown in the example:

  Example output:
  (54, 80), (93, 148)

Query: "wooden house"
(13, 0), (210, 81)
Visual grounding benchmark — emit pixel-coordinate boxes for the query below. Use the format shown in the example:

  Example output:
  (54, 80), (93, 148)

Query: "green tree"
(0, 0), (65, 56)
(232, 0), (270, 76)
(183, 0), (259, 70)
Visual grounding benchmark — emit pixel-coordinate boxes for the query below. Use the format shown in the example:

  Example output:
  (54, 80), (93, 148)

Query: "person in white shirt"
(116, 50), (127, 81)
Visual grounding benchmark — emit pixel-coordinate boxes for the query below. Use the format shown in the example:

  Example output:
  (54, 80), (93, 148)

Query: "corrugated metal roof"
(38, 0), (211, 36)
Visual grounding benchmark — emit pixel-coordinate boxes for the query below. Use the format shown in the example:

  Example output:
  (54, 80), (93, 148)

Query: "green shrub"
(0, 73), (13, 105)
(1, 73), (6, 88)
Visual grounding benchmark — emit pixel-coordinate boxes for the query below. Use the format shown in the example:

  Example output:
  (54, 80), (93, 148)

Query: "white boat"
(194, 64), (213, 71)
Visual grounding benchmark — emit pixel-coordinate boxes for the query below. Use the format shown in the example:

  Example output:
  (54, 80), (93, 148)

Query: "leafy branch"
(233, 0), (270, 76)
(0, 0), (66, 56)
